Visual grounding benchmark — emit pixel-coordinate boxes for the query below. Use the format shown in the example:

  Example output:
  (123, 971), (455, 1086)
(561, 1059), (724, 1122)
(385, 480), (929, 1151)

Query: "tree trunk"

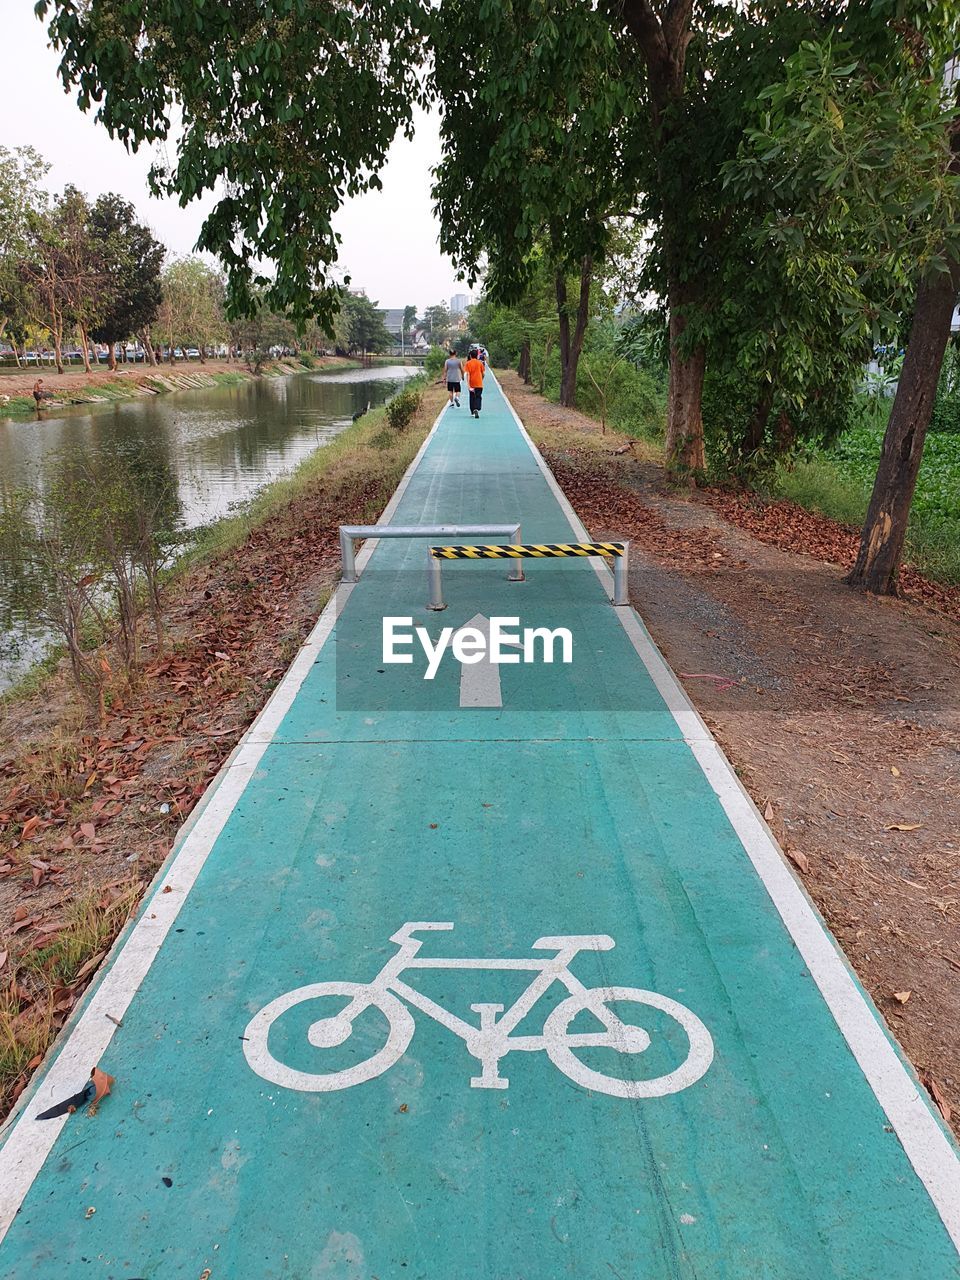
(52, 327), (63, 377)
(847, 260), (960, 595)
(742, 381), (774, 461)
(107, 342), (117, 372)
(518, 340), (531, 384)
(79, 324), (92, 374)
(142, 330), (157, 366)
(665, 292), (706, 476)
(556, 255), (592, 408)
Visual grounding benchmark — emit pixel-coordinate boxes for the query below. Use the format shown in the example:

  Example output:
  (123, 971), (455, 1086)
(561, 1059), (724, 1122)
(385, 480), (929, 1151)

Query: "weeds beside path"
(0, 383), (444, 1118)
(501, 369), (960, 1138)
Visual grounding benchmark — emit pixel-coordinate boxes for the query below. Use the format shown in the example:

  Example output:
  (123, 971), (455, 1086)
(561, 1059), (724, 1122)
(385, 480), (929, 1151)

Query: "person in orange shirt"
(464, 348), (484, 418)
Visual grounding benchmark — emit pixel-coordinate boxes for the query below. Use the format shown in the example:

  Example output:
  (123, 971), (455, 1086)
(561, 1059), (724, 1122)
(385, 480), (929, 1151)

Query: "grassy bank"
(773, 424), (960, 584)
(525, 350), (959, 586)
(0, 356), (360, 422)
(0, 378), (441, 1117)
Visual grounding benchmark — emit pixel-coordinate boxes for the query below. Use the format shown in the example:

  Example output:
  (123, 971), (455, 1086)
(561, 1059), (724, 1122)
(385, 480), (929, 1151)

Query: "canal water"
(0, 364), (419, 691)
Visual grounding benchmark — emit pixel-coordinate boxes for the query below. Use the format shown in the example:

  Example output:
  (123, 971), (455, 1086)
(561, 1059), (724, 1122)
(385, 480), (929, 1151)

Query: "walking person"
(32, 377), (46, 413)
(442, 349), (464, 407)
(464, 347), (484, 418)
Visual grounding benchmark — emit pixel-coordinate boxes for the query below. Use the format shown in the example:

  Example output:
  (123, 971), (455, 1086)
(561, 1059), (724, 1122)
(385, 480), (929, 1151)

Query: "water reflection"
(0, 365), (417, 688)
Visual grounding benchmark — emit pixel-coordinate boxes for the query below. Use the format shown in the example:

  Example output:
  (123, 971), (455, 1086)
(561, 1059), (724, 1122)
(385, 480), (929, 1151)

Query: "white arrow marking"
(455, 614), (522, 709)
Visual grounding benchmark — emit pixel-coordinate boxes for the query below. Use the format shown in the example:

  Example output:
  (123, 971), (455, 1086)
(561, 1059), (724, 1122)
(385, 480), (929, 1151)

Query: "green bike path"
(1, 376), (958, 1278)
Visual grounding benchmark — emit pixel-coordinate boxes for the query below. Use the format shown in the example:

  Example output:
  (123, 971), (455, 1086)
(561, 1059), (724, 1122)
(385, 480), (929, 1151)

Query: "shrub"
(387, 385), (423, 430)
(298, 352), (316, 369)
(424, 346), (447, 376)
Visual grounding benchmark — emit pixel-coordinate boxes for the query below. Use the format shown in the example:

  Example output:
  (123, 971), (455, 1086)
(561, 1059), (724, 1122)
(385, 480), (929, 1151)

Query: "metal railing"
(428, 541), (631, 610)
(338, 524), (523, 605)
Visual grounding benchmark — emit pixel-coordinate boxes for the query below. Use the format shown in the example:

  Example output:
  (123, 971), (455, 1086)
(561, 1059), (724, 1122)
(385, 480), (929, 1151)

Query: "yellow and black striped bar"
(430, 542), (625, 560)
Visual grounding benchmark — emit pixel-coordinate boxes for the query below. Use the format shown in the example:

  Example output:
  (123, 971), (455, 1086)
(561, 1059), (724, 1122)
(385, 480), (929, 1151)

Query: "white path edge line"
(495, 372), (960, 1252)
(0, 399), (451, 1243)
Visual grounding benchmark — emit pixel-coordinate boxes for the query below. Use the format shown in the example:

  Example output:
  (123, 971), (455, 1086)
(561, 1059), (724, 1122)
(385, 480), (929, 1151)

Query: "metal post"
(427, 547), (446, 610)
(507, 524), (524, 582)
(338, 523), (525, 587)
(340, 527), (357, 583)
(613, 542), (630, 606)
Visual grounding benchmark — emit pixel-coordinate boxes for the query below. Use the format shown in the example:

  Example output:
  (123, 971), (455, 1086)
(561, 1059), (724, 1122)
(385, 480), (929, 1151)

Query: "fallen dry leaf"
(73, 950), (106, 983)
(893, 991), (912, 1005)
(90, 1066), (114, 1104)
(79, 822), (96, 841)
(890, 766), (901, 777)
(763, 801), (774, 821)
(787, 849), (810, 875)
(924, 1074), (952, 1125)
(885, 822), (922, 832)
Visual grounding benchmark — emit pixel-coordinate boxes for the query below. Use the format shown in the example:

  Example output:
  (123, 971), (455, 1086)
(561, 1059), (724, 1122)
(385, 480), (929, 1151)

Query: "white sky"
(0, 7), (466, 314)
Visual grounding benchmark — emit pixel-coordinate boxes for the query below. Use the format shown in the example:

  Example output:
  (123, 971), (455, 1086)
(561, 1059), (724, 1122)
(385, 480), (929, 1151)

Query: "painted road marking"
(455, 613), (524, 707)
(0, 404), (451, 1241)
(242, 921), (715, 1096)
(499, 382), (960, 1252)
(0, 375), (958, 1277)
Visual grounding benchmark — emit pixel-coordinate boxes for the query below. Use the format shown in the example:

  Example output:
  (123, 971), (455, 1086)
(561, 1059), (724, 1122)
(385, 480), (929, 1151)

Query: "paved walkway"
(1, 376), (958, 1278)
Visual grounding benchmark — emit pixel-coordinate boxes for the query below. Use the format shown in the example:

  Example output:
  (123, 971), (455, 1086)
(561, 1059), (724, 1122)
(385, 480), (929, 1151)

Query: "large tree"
(0, 146), (49, 361)
(432, 0), (636, 407)
(89, 194), (165, 370)
(37, 0), (427, 329)
(732, 25), (960, 594)
(157, 257), (226, 362)
(341, 292), (393, 353)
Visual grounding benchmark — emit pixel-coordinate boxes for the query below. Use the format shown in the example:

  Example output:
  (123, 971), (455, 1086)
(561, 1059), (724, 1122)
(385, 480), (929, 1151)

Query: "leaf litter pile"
(0, 388), (443, 1118)
(502, 371), (960, 1136)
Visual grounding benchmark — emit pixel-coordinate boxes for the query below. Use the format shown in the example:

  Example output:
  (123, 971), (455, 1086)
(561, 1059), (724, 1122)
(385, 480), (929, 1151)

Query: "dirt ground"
(0, 386), (444, 1114)
(501, 371), (960, 1135)
(2, 372), (958, 1135)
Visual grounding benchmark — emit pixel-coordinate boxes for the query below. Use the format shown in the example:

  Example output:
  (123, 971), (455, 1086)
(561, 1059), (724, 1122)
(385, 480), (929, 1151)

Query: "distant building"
(450, 293), (471, 317)
(381, 309), (407, 340)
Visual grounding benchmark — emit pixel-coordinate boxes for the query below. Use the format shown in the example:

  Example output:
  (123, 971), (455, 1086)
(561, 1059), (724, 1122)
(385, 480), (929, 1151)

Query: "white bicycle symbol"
(243, 923), (714, 1098)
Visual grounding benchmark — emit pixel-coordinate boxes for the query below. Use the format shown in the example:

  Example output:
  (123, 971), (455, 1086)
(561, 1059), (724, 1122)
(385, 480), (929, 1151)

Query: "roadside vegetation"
(0, 377), (437, 1118)
(473, 280), (960, 587)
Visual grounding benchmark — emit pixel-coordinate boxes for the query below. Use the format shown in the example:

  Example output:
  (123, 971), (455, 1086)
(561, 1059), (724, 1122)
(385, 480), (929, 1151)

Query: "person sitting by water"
(442, 349), (464, 408)
(464, 348), (485, 418)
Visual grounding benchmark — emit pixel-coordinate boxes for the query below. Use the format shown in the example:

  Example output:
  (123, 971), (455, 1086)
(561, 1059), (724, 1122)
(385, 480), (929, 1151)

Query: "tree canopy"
(37, 0), (429, 327)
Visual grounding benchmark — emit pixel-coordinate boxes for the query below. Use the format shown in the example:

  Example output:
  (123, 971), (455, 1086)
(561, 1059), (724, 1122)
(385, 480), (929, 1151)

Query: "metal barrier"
(428, 541), (630, 609)
(338, 524), (523, 599)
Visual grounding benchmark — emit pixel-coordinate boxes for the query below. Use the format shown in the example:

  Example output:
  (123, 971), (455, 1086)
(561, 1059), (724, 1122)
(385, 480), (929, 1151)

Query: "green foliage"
(424, 346), (447, 376)
(0, 145), (49, 344)
(38, 0), (428, 326)
(830, 423), (960, 528)
(432, 0), (637, 301)
(386, 384), (423, 430)
(930, 343), (960, 433)
(298, 351), (316, 369)
(89, 193), (165, 351)
(775, 424), (960, 584)
(339, 292), (392, 354)
(423, 303), (451, 337)
(158, 256), (226, 354)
